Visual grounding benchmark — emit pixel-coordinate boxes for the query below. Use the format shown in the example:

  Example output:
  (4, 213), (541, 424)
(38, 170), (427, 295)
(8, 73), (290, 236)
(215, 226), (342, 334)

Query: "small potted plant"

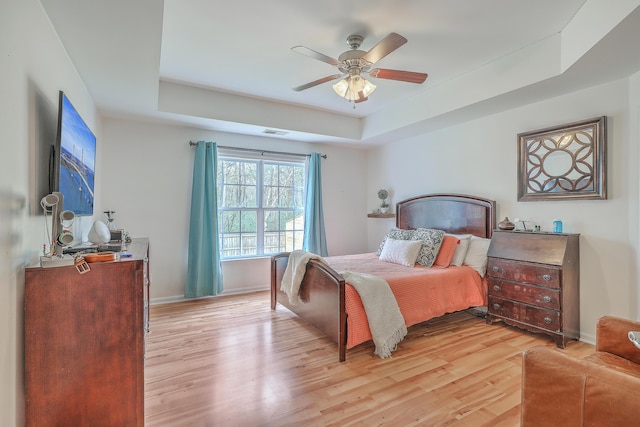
(378, 189), (389, 214)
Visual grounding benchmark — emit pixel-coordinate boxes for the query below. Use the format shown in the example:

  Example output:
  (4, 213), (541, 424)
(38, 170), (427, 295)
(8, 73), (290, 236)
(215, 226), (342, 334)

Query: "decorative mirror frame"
(517, 116), (607, 201)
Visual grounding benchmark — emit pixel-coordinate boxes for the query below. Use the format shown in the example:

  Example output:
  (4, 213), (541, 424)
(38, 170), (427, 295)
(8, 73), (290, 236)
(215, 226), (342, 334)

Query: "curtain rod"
(189, 141), (327, 159)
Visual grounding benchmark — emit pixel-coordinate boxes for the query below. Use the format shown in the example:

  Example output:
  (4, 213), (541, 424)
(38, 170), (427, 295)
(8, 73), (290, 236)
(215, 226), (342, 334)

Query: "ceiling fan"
(292, 32), (428, 104)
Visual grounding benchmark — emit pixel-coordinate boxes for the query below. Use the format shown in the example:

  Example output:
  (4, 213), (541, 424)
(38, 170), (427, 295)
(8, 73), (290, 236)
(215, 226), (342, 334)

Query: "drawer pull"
(543, 295), (552, 303)
(542, 274), (552, 281)
(493, 303), (501, 310)
(493, 285), (501, 292)
(492, 266), (500, 273)
(544, 317), (552, 324)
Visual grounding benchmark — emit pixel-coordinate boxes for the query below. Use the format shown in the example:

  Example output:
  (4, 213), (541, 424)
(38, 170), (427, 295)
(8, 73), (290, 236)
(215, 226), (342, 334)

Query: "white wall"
(100, 118), (368, 302)
(631, 69), (640, 316)
(367, 78), (639, 342)
(0, 1), (101, 425)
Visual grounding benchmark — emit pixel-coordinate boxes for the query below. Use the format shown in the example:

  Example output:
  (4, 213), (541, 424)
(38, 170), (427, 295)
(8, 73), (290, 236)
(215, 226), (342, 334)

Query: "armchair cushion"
(586, 351), (640, 379)
(521, 316), (640, 427)
(522, 346), (640, 426)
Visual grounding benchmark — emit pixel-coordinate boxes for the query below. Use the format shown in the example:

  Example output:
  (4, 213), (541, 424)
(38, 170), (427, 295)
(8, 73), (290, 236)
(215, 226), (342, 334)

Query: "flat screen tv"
(52, 91), (96, 215)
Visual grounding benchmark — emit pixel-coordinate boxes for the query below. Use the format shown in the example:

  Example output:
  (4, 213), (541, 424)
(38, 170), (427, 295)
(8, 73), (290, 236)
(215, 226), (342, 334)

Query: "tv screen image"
(55, 91), (96, 215)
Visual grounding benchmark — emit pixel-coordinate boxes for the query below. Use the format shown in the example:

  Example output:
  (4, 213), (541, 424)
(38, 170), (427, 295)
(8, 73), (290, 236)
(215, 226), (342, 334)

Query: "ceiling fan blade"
(291, 46), (341, 66)
(292, 74), (344, 91)
(361, 33), (407, 65)
(369, 68), (428, 84)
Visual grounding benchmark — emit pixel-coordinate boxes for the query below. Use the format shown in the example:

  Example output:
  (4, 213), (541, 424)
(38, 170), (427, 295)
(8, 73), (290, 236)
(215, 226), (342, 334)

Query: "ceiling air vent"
(263, 129), (289, 136)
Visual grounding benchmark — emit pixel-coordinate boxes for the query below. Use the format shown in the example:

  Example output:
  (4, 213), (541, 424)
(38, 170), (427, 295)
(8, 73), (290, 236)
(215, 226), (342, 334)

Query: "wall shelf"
(367, 213), (395, 218)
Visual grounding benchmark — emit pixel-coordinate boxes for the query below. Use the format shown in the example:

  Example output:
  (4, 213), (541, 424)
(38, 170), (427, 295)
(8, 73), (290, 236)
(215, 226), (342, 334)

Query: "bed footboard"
(271, 253), (347, 362)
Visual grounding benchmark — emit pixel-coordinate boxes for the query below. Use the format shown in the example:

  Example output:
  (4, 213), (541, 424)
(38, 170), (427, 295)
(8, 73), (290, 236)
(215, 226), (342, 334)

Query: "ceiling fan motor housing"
(346, 34), (364, 50)
(337, 51), (372, 74)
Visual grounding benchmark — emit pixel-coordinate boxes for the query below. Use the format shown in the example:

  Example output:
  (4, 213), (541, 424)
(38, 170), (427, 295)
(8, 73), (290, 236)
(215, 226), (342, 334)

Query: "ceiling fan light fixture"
(332, 75), (376, 101)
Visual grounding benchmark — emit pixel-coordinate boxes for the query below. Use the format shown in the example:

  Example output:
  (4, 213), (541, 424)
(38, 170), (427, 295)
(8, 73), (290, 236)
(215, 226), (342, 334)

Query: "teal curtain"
(186, 141), (223, 297)
(302, 152), (328, 256)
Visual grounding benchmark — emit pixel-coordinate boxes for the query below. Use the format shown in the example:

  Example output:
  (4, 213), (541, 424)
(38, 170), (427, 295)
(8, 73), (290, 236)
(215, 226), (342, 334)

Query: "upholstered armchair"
(521, 316), (640, 426)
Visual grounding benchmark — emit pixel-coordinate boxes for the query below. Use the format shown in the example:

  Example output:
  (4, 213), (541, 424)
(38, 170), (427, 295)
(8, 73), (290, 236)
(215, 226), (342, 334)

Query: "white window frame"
(217, 152), (306, 259)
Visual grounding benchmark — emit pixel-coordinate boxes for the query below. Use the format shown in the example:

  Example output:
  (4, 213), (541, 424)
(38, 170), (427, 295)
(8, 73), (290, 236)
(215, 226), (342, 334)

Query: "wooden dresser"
(25, 238), (149, 427)
(486, 231), (579, 348)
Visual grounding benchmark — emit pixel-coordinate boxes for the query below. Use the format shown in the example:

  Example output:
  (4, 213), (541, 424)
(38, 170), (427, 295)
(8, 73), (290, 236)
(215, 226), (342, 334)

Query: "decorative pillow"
(379, 238), (423, 267)
(376, 228), (414, 256)
(434, 235), (460, 268)
(448, 234), (472, 266)
(463, 235), (492, 276)
(411, 228), (445, 267)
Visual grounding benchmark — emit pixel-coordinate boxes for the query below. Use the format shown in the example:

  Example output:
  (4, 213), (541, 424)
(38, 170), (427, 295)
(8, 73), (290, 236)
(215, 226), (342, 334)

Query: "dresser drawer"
(487, 258), (561, 289)
(488, 296), (561, 332)
(488, 278), (560, 310)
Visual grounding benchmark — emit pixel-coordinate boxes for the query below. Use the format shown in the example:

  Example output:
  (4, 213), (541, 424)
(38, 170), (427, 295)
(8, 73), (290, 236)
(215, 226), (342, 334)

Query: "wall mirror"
(517, 116), (607, 201)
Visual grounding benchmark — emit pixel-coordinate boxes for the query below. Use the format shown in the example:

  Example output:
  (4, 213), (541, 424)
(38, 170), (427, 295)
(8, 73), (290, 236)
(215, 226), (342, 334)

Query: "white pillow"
(379, 238), (423, 267)
(375, 228), (414, 256)
(447, 234), (472, 266)
(463, 235), (492, 276)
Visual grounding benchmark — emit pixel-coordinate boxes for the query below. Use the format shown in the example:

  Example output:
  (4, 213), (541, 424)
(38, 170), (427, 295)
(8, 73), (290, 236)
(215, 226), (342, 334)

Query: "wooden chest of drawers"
(486, 230), (580, 348)
(25, 238), (150, 426)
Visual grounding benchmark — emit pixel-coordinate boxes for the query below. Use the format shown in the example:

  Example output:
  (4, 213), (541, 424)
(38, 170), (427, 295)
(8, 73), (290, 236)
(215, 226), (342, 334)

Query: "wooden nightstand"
(486, 230), (580, 348)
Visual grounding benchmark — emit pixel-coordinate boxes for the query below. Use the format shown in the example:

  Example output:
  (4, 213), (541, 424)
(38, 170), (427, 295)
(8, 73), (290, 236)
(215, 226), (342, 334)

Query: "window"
(217, 155), (305, 258)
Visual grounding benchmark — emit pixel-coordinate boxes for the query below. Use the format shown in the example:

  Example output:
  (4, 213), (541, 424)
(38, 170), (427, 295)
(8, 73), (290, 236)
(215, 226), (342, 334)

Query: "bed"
(271, 193), (496, 361)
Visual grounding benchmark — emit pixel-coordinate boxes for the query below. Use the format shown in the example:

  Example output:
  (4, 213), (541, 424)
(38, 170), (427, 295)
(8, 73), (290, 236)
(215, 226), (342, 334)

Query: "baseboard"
(150, 285), (269, 306)
(579, 333), (595, 346)
(150, 295), (189, 306)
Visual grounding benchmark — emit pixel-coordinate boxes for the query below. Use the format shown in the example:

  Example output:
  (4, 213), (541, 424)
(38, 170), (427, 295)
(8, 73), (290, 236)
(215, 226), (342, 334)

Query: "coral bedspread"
(324, 253), (487, 349)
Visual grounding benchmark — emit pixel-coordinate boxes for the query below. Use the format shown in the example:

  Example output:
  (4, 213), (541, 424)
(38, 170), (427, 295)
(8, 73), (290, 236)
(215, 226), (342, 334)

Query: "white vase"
(380, 207), (389, 214)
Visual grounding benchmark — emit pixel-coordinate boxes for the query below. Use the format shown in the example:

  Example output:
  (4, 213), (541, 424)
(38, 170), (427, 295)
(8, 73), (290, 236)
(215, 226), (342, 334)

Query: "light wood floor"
(144, 291), (594, 426)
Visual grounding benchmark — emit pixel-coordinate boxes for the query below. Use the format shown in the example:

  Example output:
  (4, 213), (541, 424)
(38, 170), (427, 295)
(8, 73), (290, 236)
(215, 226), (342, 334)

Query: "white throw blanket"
(280, 250), (323, 305)
(340, 271), (407, 359)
